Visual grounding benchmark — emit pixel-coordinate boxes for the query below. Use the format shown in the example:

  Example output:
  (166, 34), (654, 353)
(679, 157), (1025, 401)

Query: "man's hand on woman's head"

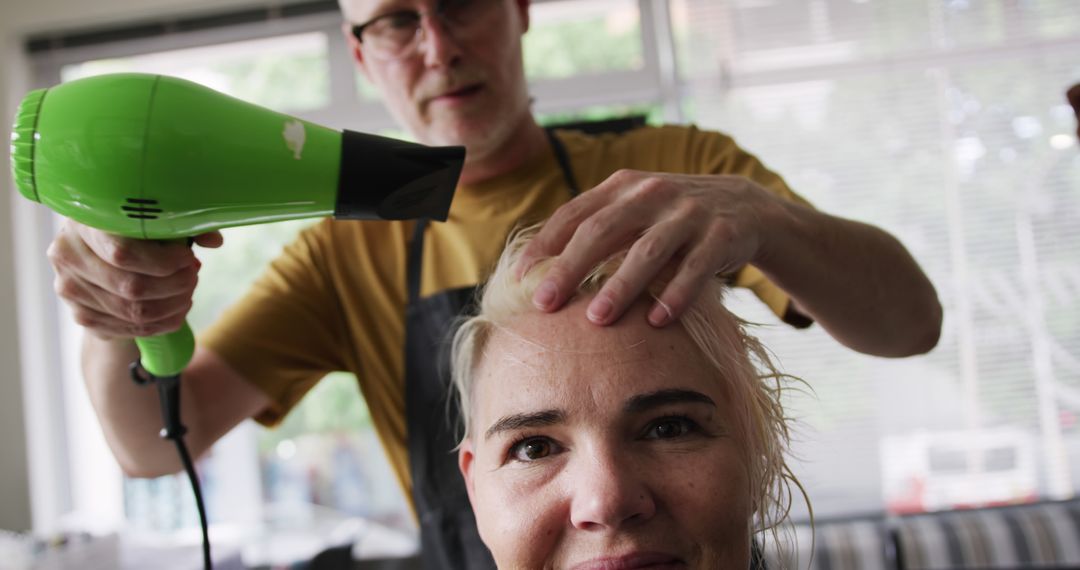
(515, 169), (787, 328)
(48, 218), (223, 340)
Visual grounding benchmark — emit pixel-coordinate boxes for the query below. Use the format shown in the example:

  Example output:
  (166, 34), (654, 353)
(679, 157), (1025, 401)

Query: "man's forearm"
(755, 200), (942, 357)
(82, 335), (189, 477)
(82, 337), (273, 478)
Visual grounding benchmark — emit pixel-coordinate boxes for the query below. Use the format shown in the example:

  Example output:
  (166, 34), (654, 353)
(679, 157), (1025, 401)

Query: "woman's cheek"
(480, 465), (567, 566)
(675, 447), (753, 554)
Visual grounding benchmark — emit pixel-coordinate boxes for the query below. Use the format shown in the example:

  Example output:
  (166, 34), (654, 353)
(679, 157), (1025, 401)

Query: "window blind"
(671, 0), (1080, 518)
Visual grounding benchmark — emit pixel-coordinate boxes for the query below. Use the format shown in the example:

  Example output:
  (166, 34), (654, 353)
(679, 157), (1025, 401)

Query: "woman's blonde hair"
(450, 224), (809, 551)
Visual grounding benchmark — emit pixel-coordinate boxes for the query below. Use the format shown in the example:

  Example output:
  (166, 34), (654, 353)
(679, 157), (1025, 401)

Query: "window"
(673, 0), (1080, 518)
(525, 0), (663, 117)
(524, 0), (644, 80)
(62, 32), (331, 112)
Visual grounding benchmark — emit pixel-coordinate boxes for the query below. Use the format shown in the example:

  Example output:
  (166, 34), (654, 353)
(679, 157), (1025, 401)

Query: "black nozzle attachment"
(335, 130), (466, 222)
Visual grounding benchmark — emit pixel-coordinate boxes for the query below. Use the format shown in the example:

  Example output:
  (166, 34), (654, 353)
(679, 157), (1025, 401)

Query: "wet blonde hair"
(450, 224), (809, 556)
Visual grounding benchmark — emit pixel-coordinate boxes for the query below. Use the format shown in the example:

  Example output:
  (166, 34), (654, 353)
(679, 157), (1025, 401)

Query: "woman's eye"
(645, 417), (696, 440)
(510, 437), (554, 462)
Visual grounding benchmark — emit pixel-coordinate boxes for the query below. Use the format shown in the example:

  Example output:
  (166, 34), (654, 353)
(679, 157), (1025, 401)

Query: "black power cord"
(131, 363), (213, 570)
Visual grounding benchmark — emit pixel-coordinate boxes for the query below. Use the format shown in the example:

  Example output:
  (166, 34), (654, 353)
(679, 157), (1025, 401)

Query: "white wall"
(1, 28), (32, 531)
(0, 0), (271, 533)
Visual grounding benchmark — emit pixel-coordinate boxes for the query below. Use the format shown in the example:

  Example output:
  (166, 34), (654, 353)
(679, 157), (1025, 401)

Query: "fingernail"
(533, 281), (558, 310)
(648, 302), (672, 327)
(587, 297), (613, 324)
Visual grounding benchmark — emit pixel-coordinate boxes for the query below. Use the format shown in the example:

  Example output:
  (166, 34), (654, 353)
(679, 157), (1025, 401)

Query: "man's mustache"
(417, 68), (487, 101)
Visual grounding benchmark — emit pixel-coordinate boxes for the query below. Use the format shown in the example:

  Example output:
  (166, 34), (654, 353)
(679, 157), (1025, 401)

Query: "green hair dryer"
(10, 72), (465, 377)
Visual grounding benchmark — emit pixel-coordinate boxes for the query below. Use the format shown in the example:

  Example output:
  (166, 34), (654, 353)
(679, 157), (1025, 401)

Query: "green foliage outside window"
(213, 53), (330, 112)
(524, 10), (643, 79)
(256, 372), (374, 456)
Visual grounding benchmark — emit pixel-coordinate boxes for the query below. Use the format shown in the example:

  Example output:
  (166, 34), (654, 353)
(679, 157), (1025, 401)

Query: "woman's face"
(459, 298), (753, 569)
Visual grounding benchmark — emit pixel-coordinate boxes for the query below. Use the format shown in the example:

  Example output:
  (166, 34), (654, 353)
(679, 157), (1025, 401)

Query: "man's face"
(342, 0), (532, 157)
(458, 297), (754, 569)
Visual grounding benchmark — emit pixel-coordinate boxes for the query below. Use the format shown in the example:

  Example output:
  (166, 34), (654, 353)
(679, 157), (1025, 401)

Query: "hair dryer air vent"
(9, 87), (46, 204)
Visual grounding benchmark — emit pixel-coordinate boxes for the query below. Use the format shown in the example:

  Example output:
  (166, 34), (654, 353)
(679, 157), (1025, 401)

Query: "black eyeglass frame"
(350, 10), (422, 44)
(348, 0), (491, 46)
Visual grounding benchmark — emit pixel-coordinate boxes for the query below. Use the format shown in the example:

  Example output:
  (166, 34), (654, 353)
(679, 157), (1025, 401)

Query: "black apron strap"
(408, 219), (428, 305)
(545, 128), (580, 197)
(408, 130), (576, 301)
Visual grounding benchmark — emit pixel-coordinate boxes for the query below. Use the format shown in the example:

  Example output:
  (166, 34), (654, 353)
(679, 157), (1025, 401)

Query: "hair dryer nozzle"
(336, 131), (465, 222)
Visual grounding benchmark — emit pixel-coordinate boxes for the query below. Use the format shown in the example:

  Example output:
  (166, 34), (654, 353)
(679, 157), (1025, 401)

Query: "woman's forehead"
(473, 299), (722, 408)
(490, 298), (689, 361)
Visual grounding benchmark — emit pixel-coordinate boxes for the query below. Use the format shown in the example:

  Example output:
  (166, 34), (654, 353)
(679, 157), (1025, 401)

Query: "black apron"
(400, 129), (767, 570)
(403, 130), (579, 569)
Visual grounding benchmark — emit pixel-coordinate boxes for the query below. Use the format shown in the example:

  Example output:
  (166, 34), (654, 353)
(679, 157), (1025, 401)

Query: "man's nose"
(418, 14), (463, 68)
(568, 450), (656, 531)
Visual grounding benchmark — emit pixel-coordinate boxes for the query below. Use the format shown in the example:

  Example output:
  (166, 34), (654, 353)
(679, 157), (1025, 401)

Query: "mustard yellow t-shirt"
(200, 125), (811, 511)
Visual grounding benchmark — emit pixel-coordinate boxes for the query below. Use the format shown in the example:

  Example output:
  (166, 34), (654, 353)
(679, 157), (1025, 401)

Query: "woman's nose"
(568, 451), (656, 531)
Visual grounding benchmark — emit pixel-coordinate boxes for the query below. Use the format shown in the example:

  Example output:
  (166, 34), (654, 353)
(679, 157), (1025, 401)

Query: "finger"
(51, 229), (199, 301)
(516, 191), (607, 280)
(65, 243), (199, 302)
(54, 270), (114, 316)
(532, 202), (649, 312)
(56, 268), (194, 333)
(646, 243), (722, 328)
(516, 170), (649, 280)
(71, 304), (140, 339)
(72, 303), (190, 340)
(192, 231), (224, 249)
(74, 222), (195, 276)
(585, 221), (694, 325)
(62, 272), (196, 326)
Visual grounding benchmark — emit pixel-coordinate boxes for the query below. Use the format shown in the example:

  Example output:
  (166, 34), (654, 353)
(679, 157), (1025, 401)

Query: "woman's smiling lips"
(569, 552), (686, 570)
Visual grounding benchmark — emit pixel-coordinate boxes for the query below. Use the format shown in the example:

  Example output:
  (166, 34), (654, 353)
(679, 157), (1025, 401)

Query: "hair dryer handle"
(134, 322), (196, 378)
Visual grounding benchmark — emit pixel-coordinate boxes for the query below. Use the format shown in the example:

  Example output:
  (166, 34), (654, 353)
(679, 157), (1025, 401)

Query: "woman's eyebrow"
(624, 389), (716, 413)
(484, 410), (564, 441)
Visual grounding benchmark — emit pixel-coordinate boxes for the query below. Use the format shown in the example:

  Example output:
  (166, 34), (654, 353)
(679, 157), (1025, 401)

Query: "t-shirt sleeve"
(199, 221), (350, 426)
(686, 126), (815, 328)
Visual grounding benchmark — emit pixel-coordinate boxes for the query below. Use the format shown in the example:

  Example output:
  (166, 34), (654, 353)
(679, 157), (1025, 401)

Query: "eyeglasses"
(350, 0), (497, 61)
